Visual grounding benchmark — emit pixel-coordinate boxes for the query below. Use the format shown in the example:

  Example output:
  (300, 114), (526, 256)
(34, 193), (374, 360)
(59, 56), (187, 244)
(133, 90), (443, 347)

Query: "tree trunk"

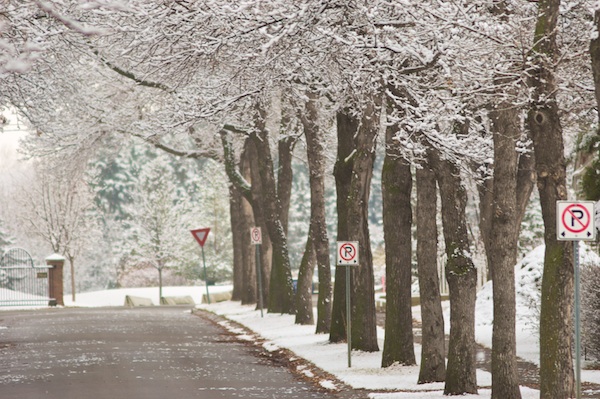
(479, 139), (535, 281)
(515, 149), (536, 228)
(477, 174), (494, 280)
(430, 147), (478, 395)
(529, 1), (574, 396)
(591, 8), (600, 127)
(246, 139), (272, 308)
(299, 91), (332, 334)
(220, 128), (258, 305)
(330, 110), (357, 343)
(69, 256), (76, 303)
(346, 100), (381, 352)
(252, 102), (295, 315)
(239, 144), (257, 305)
(416, 159), (446, 384)
(241, 195), (258, 305)
(230, 185), (244, 302)
(277, 113), (297, 235)
(381, 122), (415, 367)
(295, 231), (316, 325)
(488, 104), (522, 399)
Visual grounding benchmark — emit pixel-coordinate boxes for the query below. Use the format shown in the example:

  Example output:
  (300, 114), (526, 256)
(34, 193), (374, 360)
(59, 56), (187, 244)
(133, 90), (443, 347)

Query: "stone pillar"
(46, 254), (65, 306)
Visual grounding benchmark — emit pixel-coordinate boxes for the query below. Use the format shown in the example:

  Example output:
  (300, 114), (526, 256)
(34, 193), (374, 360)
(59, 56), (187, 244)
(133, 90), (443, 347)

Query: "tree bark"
(591, 7), (600, 127)
(416, 159), (446, 384)
(229, 185), (244, 302)
(247, 138), (272, 307)
(430, 146), (478, 395)
(477, 174), (494, 280)
(529, 1), (574, 396)
(277, 111), (298, 235)
(299, 91), (332, 334)
(381, 122), (415, 367)
(252, 102), (295, 315)
(329, 110), (357, 343)
(346, 99), (381, 352)
(69, 255), (76, 303)
(488, 104), (522, 399)
(239, 143), (257, 305)
(241, 196), (258, 305)
(295, 231), (316, 325)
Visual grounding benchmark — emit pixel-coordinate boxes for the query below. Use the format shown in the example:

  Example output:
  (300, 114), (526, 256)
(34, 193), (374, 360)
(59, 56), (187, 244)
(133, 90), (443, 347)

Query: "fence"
(0, 248), (63, 307)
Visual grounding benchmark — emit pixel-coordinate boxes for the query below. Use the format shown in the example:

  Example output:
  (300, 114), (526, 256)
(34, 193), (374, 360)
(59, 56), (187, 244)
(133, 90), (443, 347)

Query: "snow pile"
(475, 243), (600, 365)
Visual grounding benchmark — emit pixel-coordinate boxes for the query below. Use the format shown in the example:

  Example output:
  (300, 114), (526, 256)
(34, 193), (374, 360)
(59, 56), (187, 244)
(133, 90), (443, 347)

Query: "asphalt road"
(0, 306), (367, 399)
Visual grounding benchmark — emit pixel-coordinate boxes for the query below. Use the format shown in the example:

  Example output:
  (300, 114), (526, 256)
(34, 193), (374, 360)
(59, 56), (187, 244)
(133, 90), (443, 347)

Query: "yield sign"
(557, 201), (596, 241)
(191, 228), (211, 247)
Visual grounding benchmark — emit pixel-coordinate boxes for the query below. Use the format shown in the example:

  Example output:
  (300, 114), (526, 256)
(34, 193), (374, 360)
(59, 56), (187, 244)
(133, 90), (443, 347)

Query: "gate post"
(46, 254), (65, 306)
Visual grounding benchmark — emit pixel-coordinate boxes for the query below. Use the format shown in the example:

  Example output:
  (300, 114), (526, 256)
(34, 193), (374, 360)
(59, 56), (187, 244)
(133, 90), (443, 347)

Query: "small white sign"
(557, 201), (596, 241)
(337, 241), (359, 266)
(250, 227), (262, 245)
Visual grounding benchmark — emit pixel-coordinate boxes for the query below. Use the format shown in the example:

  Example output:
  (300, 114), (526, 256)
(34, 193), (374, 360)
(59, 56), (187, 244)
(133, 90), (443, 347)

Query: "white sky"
(0, 107), (28, 166)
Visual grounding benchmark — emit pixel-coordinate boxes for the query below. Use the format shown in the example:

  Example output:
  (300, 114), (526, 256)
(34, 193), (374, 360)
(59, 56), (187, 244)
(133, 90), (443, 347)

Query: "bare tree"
(17, 161), (97, 301)
(381, 102), (415, 367)
(430, 139), (478, 395)
(296, 90), (333, 333)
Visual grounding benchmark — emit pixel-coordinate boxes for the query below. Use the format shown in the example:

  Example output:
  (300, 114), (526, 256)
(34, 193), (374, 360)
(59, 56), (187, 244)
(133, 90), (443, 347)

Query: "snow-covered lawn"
(1, 244), (599, 398)
(62, 285), (225, 307)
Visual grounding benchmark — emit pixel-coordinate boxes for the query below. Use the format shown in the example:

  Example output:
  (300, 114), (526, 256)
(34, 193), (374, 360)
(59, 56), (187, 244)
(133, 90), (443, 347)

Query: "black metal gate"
(0, 248), (52, 306)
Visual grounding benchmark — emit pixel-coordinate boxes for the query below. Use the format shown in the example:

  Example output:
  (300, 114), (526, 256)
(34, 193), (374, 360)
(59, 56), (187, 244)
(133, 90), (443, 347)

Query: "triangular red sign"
(190, 228), (210, 247)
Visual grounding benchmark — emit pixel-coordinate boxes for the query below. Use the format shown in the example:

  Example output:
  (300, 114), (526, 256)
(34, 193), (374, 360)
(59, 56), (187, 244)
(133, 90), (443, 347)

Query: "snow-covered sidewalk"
(199, 300), (540, 399)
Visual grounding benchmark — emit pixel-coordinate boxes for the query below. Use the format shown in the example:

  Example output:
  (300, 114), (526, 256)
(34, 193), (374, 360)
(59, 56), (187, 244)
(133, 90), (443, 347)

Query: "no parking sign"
(556, 201), (596, 241)
(337, 241), (359, 266)
(556, 200), (597, 399)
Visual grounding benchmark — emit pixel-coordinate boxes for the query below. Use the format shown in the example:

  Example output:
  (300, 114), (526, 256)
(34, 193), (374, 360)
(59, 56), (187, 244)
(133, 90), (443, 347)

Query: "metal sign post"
(201, 245), (210, 304)
(574, 240), (581, 399)
(557, 201), (596, 399)
(337, 241), (359, 368)
(191, 228), (211, 305)
(250, 227), (264, 317)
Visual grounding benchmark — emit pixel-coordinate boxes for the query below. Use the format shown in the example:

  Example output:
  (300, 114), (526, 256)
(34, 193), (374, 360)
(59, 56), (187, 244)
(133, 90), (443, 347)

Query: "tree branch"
(398, 52), (441, 75)
(90, 47), (173, 92)
(219, 127), (253, 203)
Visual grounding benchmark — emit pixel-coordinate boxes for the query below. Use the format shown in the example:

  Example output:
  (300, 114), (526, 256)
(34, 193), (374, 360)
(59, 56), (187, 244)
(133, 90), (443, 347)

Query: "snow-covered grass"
(1, 244), (599, 398)
(63, 285), (234, 307)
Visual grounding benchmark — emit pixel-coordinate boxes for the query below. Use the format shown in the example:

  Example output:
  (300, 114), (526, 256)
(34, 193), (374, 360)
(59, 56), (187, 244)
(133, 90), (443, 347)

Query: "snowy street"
(0, 306), (367, 399)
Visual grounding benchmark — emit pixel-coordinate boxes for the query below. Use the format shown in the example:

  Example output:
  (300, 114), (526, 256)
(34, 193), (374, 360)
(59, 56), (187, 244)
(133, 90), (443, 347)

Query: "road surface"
(0, 306), (367, 399)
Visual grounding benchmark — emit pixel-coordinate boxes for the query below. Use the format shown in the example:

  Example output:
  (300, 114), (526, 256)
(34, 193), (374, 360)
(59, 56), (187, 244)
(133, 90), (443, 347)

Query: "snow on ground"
(475, 243), (600, 367)
(1, 243), (599, 398)
(62, 285), (233, 307)
(202, 300), (535, 399)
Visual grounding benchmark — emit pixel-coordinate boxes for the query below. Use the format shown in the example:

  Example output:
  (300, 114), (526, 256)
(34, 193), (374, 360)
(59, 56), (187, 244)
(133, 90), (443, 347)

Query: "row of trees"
(0, 137), (235, 297)
(2, 1), (600, 398)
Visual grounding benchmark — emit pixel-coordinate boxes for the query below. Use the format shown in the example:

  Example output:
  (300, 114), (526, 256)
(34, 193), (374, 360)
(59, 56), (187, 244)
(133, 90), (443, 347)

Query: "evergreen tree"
(0, 218), (15, 254)
(287, 160), (311, 269)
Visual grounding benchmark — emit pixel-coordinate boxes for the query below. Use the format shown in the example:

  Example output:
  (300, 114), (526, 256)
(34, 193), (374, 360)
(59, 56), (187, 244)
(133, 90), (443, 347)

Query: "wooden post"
(46, 254), (65, 306)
